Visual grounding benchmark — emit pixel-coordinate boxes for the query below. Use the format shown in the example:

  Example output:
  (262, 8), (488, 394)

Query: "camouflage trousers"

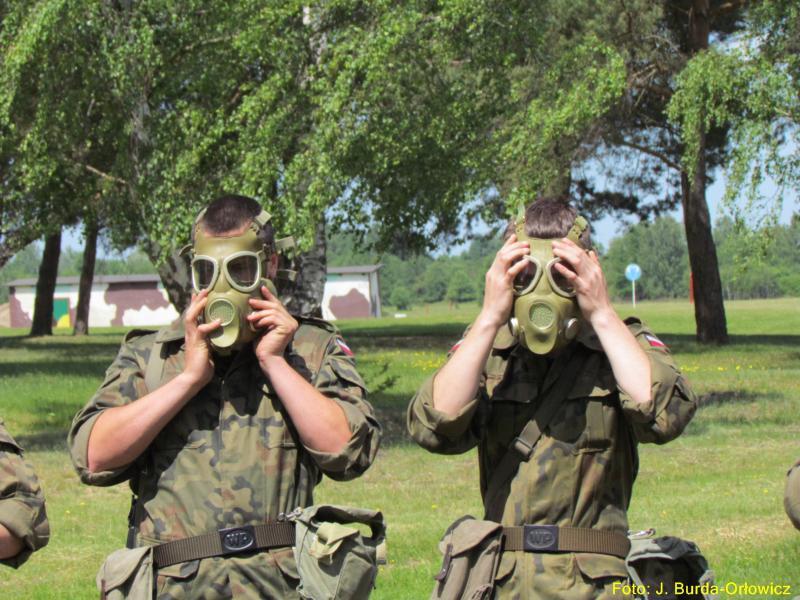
(492, 552), (633, 600)
(156, 548), (300, 600)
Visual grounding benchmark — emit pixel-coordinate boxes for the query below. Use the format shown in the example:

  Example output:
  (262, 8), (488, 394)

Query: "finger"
(501, 233), (518, 248)
(497, 244), (530, 267)
(185, 293), (209, 323)
(553, 261), (579, 281)
(249, 297), (278, 310)
(506, 256), (532, 279)
(256, 315), (280, 329)
(247, 309), (276, 322)
(552, 243), (584, 271)
(260, 285), (276, 301)
(197, 319), (222, 334)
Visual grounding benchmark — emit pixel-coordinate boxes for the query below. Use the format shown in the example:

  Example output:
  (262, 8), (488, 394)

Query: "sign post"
(625, 263), (641, 308)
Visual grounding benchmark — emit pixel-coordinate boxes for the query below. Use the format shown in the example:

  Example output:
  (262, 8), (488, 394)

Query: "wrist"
(588, 305), (619, 331)
(475, 308), (506, 333)
(176, 370), (211, 394)
(258, 353), (287, 375)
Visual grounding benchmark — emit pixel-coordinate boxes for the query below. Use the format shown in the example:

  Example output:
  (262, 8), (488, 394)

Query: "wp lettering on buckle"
(219, 525), (257, 555)
(522, 525), (559, 552)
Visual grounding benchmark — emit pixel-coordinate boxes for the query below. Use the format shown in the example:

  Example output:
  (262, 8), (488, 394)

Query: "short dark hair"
(194, 194), (275, 252)
(504, 195), (592, 248)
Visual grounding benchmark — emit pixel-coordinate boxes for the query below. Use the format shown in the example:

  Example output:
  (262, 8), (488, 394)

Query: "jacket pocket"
(574, 552), (629, 580)
(155, 558), (201, 597)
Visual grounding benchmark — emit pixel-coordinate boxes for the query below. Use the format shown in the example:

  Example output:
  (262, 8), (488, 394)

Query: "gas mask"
(185, 208), (294, 353)
(509, 212), (591, 355)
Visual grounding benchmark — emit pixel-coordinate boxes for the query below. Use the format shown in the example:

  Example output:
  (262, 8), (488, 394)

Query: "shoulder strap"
(483, 347), (590, 521)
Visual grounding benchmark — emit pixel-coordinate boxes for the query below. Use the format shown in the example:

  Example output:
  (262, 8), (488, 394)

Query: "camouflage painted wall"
(9, 276), (179, 328)
(321, 271), (381, 320)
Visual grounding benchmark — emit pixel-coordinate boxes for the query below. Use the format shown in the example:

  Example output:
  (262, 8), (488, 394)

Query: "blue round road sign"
(625, 263), (641, 282)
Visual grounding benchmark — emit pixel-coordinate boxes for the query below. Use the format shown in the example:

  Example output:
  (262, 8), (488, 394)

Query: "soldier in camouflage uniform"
(69, 195), (380, 599)
(0, 419), (50, 568)
(408, 198), (698, 598)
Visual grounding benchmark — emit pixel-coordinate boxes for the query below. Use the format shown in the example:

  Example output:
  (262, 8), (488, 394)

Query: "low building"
(7, 275), (178, 329)
(322, 265), (383, 320)
(7, 265), (382, 328)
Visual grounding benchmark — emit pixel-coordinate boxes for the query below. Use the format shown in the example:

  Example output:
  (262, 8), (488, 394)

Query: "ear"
(267, 252), (279, 279)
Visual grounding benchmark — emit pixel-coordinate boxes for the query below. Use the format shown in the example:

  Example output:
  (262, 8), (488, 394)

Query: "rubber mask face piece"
(510, 233), (583, 356)
(191, 227), (276, 352)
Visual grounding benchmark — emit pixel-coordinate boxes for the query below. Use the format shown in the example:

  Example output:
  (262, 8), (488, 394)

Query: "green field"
(1, 298), (799, 598)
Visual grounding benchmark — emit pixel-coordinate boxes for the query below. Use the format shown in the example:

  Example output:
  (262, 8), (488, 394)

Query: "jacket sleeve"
(406, 327), (484, 454)
(306, 335), (381, 481)
(0, 423), (50, 568)
(617, 319), (698, 444)
(67, 335), (152, 486)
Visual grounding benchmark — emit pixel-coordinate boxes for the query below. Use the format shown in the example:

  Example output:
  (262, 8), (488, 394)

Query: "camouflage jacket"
(407, 318), (697, 598)
(68, 317), (379, 598)
(0, 420), (50, 568)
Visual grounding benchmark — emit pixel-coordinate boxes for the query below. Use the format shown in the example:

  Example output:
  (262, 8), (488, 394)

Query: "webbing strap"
(152, 522), (295, 568)
(502, 526), (630, 558)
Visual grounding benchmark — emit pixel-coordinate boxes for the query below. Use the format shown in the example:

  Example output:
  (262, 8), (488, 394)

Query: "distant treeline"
(332, 215), (800, 308)
(2, 215), (797, 307)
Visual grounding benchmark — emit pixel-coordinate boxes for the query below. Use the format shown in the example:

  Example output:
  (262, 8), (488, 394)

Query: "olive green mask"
(184, 207), (291, 353)
(509, 211), (590, 355)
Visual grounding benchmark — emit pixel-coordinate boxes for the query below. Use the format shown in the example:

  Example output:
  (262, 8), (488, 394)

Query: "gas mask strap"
(251, 209), (272, 230)
(567, 216), (590, 247)
(514, 204), (527, 238)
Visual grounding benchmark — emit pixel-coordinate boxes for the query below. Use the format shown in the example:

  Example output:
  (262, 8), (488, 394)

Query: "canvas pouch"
(626, 533), (715, 599)
(96, 546), (154, 600)
(290, 504), (386, 600)
(430, 516), (504, 600)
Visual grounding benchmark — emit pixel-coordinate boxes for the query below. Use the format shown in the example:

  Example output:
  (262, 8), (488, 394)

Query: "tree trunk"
(30, 229), (62, 336)
(285, 218), (327, 317)
(681, 158), (728, 344)
(157, 249), (192, 315)
(680, 0), (728, 344)
(73, 222), (99, 335)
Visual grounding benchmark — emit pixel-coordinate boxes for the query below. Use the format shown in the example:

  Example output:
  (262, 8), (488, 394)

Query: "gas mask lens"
(191, 258), (218, 291)
(512, 257), (541, 296)
(226, 254), (259, 290)
(548, 259), (577, 297)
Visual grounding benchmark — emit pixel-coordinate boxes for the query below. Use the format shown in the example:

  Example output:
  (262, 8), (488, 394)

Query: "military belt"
(151, 521), (295, 568)
(502, 525), (630, 559)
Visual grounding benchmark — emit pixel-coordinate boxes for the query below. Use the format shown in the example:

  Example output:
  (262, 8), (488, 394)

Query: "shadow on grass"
(0, 361), (111, 379)
(659, 334), (800, 354)
(341, 322), (470, 339)
(16, 428), (69, 451)
(698, 390), (781, 407)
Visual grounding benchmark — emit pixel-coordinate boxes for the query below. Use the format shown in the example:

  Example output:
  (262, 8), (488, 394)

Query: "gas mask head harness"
(183, 207), (296, 353)
(509, 208), (591, 355)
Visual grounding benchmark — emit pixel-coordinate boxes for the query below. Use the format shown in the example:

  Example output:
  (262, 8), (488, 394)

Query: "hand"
(183, 290), (221, 386)
(477, 234), (531, 329)
(551, 238), (614, 325)
(249, 286), (299, 367)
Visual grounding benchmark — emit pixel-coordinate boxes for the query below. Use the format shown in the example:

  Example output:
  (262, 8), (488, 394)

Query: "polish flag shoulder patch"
(336, 337), (354, 357)
(449, 339), (464, 354)
(644, 334), (667, 350)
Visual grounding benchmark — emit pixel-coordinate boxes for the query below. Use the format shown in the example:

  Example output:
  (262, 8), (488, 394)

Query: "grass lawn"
(1, 298), (798, 598)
